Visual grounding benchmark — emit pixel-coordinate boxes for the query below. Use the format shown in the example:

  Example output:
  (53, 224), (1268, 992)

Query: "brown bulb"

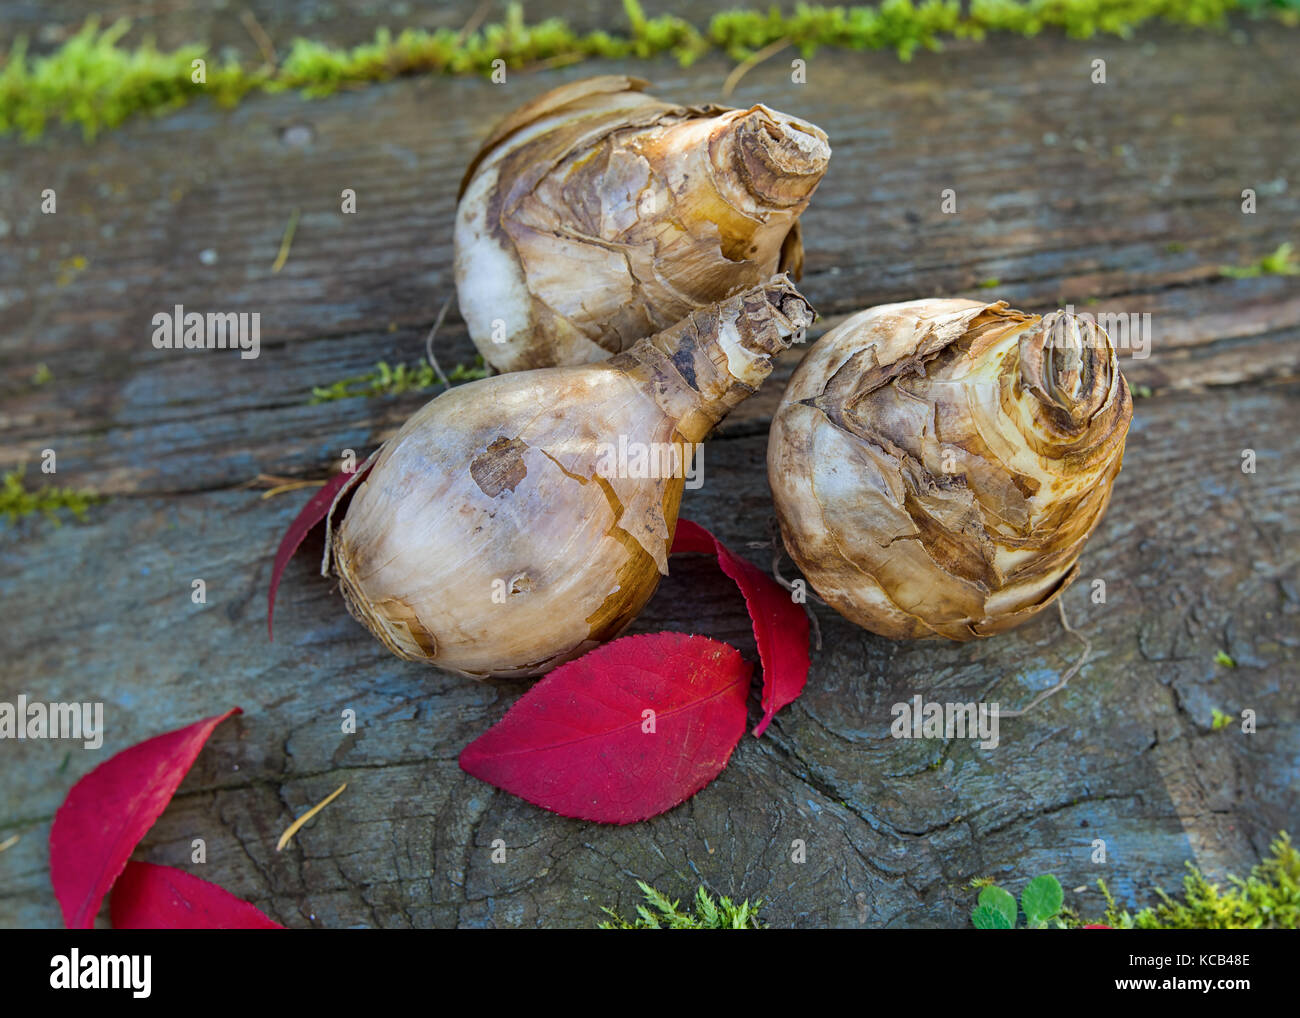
(329, 278), (814, 678)
(454, 76), (830, 372)
(768, 299), (1132, 641)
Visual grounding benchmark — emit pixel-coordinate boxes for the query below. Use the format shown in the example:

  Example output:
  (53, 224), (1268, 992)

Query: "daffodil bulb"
(329, 277), (814, 677)
(768, 299), (1132, 640)
(454, 75), (830, 372)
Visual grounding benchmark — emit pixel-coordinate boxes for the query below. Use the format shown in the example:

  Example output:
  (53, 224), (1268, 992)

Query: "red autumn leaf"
(267, 463), (372, 640)
(111, 862), (282, 930)
(671, 518), (810, 737)
(49, 708), (241, 929)
(459, 632), (751, 824)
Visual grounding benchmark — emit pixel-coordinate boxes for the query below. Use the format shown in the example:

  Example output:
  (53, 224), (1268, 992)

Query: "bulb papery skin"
(332, 278), (814, 678)
(454, 75), (830, 372)
(767, 299), (1133, 641)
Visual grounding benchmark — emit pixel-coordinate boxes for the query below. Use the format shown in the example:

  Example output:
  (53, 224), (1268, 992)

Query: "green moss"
(0, 19), (254, 141)
(309, 356), (488, 404)
(55, 255), (88, 287)
(31, 363), (53, 386)
(1127, 379), (1153, 398)
(1215, 649), (1237, 667)
(970, 833), (1299, 929)
(1211, 707), (1235, 730)
(599, 880), (764, 928)
(1094, 832), (1300, 929)
(5, 1), (1299, 141)
(1220, 242), (1300, 278)
(0, 466), (102, 526)
(977, 277), (1001, 289)
(611, 834), (1300, 929)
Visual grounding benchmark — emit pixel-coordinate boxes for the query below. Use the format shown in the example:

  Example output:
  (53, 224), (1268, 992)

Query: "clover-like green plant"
(972, 873), (1065, 929)
(972, 833), (1298, 929)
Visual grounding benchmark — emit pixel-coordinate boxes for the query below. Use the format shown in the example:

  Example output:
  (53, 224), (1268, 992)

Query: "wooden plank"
(3, 28), (1298, 495)
(0, 382), (1296, 927)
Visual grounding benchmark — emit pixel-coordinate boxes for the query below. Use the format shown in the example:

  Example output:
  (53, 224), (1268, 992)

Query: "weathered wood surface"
(1, 11), (1297, 928)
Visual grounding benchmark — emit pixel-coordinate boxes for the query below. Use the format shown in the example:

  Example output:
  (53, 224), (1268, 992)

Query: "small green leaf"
(599, 879), (762, 928)
(1214, 650), (1236, 668)
(978, 884), (1018, 928)
(1021, 874), (1064, 926)
(972, 903), (1014, 929)
(694, 886), (719, 926)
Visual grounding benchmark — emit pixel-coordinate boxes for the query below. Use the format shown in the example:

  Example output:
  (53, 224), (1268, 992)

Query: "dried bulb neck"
(612, 277), (814, 444)
(715, 106), (831, 209)
(1017, 312), (1113, 436)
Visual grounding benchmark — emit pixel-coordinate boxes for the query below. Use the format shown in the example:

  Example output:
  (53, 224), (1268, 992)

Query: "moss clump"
(309, 356), (488, 404)
(599, 880), (764, 929)
(5, 1), (1300, 141)
(0, 19), (256, 140)
(1220, 241), (1300, 278)
(970, 833), (1299, 929)
(1094, 833), (1300, 929)
(0, 467), (102, 526)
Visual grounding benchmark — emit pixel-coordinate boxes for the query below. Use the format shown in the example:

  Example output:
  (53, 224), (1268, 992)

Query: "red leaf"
(459, 633), (751, 824)
(49, 708), (241, 929)
(1082, 924), (1112, 929)
(267, 463), (371, 640)
(111, 862), (282, 930)
(671, 519), (810, 737)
